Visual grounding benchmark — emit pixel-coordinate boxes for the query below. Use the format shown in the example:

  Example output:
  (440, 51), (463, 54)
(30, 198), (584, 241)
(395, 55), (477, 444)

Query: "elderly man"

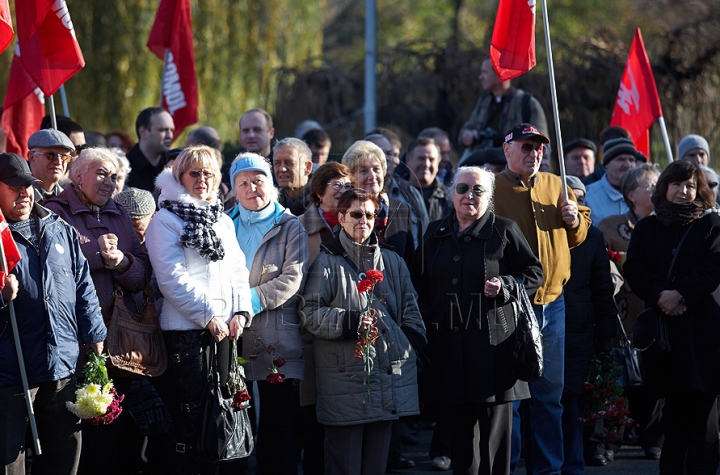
(126, 107), (175, 192)
(273, 137), (313, 216)
(27, 129), (75, 204)
(563, 138), (597, 180)
(584, 137), (640, 223)
(494, 123), (591, 475)
(418, 127), (454, 185)
(405, 137), (448, 222)
(114, 187), (156, 245)
(240, 109), (275, 159)
(0, 153), (105, 475)
(678, 134), (710, 166)
(459, 57), (548, 162)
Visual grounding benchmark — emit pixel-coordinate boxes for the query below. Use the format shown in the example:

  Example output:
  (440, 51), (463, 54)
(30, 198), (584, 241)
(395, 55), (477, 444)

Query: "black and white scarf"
(160, 199), (225, 261)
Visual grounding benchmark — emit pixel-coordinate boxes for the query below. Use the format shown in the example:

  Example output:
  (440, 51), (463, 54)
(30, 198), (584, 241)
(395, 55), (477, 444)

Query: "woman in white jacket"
(145, 145), (253, 475)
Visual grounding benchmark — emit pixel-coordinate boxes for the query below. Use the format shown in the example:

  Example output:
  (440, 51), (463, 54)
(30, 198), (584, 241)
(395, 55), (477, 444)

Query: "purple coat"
(45, 186), (151, 318)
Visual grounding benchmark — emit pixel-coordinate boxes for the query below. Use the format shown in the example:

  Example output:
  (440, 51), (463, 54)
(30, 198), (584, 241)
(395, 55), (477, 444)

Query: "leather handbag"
(105, 283), (167, 377)
(612, 313), (643, 387)
(199, 342), (254, 463)
(511, 278), (544, 382)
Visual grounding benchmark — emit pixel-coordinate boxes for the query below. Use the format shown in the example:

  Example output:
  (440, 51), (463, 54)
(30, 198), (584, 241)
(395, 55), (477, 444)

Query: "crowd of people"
(1, 56), (720, 475)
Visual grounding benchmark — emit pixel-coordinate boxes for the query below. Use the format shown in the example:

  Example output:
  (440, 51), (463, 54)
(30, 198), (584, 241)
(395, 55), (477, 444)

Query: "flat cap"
(28, 129), (76, 152)
(114, 187), (156, 218)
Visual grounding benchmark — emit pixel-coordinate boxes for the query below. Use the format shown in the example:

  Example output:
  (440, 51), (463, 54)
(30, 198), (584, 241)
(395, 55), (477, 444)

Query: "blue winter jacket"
(0, 204), (106, 387)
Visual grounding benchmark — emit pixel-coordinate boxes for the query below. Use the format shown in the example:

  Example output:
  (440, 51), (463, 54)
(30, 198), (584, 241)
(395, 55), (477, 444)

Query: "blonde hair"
(172, 145), (222, 195)
(71, 147), (119, 184)
(342, 140), (387, 177)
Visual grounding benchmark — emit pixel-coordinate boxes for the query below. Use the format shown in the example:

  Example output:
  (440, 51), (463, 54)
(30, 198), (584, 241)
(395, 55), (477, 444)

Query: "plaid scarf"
(160, 199), (225, 261)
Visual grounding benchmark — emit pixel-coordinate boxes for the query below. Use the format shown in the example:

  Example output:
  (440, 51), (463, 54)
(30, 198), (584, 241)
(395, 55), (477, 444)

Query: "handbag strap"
(666, 221), (696, 281)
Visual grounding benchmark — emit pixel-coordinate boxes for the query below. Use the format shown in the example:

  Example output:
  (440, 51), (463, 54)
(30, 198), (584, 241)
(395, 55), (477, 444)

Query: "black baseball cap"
(0, 153), (42, 187)
(504, 123), (550, 144)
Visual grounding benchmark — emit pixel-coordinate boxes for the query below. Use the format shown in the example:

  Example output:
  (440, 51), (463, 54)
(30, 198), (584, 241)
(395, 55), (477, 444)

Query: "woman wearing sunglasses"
(145, 146), (253, 475)
(301, 187), (426, 475)
(412, 166), (543, 475)
(341, 140), (415, 266)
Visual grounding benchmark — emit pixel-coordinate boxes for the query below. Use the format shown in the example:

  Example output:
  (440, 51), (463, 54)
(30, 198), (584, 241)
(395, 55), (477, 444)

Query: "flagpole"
(540, 0), (568, 202)
(160, 48), (170, 107)
(0, 233), (42, 455)
(658, 117), (674, 162)
(47, 95), (57, 130)
(59, 85), (70, 117)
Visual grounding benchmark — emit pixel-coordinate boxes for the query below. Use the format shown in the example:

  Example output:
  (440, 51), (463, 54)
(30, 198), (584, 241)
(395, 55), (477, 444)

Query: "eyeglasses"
(644, 183), (657, 192)
(187, 170), (215, 179)
(32, 150), (72, 163)
(328, 182), (354, 191)
(347, 211), (376, 220)
(455, 183), (486, 196)
(515, 142), (544, 154)
(709, 181), (719, 189)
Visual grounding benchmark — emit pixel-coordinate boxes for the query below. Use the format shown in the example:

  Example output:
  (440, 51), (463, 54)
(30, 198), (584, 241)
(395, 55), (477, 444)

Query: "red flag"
(610, 28), (663, 158)
(147, 0), (199, 139)
(489, 0), (537, 81)
(0, 0), (14, 54)
(0, 208), (22, 276)
(15, 0), (85, 96)
(2, 44), (45, 158)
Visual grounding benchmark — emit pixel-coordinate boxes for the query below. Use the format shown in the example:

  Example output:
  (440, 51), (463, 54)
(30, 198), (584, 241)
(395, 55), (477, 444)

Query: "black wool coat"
(624, 211), (720, 394)
(412, 210), (543, 405)
(563, 225), (618, 395)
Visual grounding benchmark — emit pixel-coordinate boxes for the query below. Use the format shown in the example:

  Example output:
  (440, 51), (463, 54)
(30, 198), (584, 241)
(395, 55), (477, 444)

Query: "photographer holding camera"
(458, 57), (548, 165)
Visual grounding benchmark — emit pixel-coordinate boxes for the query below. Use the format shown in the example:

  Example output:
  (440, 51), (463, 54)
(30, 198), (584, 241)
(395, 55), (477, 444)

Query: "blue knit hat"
(678, 134), (710, 162)
(229, 153), (272, 190)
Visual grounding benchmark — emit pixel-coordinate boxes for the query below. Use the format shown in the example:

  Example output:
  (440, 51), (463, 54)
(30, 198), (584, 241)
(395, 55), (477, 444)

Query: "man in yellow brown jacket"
(494, 123), (591, 475)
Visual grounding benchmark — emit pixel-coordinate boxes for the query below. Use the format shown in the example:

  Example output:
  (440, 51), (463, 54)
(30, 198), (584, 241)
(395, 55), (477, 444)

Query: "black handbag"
(632, 221), (695, 355)
(511, 278), (544, 382)
(612, 313), (643, 387)
(198, 342), (254, 463)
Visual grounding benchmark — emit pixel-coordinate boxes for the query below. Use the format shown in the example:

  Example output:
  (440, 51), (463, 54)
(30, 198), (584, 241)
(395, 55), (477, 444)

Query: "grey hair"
(71, 147), (120, 184)
(450, 166), (496, 211)
(273, 137), (312, 164)
(701, 165), (719, 184)
(110, 148), (132, 175)
(620, 162), (661, 209)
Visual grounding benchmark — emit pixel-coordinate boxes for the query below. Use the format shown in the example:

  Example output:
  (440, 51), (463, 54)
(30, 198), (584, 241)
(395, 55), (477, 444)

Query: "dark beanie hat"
(602, 137), (636, 166)
(563, 138), (597, 156)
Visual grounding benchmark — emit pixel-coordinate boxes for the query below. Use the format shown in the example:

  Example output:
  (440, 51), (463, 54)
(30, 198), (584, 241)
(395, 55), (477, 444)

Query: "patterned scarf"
(654, 197), (705, 227)
(160, 199), (225, 261)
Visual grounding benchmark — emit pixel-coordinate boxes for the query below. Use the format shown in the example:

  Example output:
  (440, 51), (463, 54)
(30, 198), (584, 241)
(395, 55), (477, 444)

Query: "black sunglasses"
(347, 211), (376, 220)
(455, 183), (486, 196)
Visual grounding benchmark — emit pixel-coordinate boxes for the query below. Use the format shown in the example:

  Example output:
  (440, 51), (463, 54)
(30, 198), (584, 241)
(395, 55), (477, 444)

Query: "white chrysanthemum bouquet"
(66, 352), (124, 425)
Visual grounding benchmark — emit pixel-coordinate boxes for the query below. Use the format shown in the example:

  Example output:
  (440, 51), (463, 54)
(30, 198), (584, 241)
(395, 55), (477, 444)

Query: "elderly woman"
(624, 160), (720, 474)
(226, 153), (307, 474)
(412, 166), (543, 475)
(342, 140), (415, 265)
(111, 150), (132, 197)
(145, 145), (253, 475)
(44, 147), (151, 475)
(301, 188), (426, 475)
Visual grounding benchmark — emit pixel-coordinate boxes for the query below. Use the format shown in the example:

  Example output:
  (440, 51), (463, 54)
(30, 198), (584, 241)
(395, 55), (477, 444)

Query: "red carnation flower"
(266, 372), (285, 384)
(274, 357), (286, 368)
(366, 270), (384, 284)
(231, 389), (252, 409)
(357, 279), (373, 294)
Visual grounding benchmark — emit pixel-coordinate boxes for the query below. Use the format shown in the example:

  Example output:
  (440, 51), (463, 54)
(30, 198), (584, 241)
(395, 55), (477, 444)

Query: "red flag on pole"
(147, 0), (199, 139)
(489, 0), (537, 81)
(2, 44), (46, 158)
(15, 0), (85, 96)
(610, 28), (663, 158)
(0, 0), (14, 54)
